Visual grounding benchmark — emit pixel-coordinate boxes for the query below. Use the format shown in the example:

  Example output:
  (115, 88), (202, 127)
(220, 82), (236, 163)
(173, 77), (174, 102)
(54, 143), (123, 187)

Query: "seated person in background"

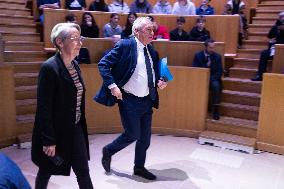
(0, 152), (31, 189)
(170, 16), (189, 41)
(130, 0), (152, 13)
(152, 0), (172, 14)
(148, 15), (170, 40)
(108, 0), (130, 13)
(192, 39), (223, 120)
(89, 0), (109, 11)
(225, 0), (248, 47)
(172, 0), (196, 16)
(188, 16), (210, 41)
(103, 13), (123, 37)
(102, 35), (121, 57)
(65, 13), (78, 23)
(251, 11), (284, 81)
(37, 0), (60, 24)
(66, 0), (86, 10)
(121, 12), (138, 39)
(196, 0), (214, 15)
(81, 12), (99, 38)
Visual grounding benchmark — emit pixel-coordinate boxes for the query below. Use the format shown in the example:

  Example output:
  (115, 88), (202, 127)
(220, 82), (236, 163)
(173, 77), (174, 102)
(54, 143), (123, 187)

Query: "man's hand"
(43, 145), (56, 157)
(111, 86), (123, 100)
(157, 80), (167, 90)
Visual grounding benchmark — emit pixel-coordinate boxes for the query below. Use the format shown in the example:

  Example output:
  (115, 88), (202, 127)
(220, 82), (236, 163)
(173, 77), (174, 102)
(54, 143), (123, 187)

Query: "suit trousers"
(258, 49), (273, 76)
(105, 92), (153, 167)
(35, 123), (93, 189)
(210, 80), (222, 105)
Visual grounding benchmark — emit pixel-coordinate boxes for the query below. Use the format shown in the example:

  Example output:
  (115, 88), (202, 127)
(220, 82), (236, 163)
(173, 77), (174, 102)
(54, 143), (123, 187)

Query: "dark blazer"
(188, 26), (211, 42)
(95, 37), (160, 108)
(31, 53), (89, 176)
(192, 50), (223, 82)
(170, 28), (189, 41)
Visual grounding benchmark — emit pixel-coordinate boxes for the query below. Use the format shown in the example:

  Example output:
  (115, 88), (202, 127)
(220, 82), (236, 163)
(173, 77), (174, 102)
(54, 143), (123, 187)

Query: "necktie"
(143, 46), (156, 100)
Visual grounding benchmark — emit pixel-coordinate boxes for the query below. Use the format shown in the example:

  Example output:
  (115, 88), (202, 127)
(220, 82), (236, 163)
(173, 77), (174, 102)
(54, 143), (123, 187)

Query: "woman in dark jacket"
(121, 12), (137, 39)
(130, 0), (152, 13)
(81, 12), (99, 38)
(31, 23), (94, 189)
(89, 0), (109, 11)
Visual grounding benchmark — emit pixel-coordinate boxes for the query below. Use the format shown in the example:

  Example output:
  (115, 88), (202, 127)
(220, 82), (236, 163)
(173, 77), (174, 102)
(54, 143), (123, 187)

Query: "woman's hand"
(43, 145), (56, 157)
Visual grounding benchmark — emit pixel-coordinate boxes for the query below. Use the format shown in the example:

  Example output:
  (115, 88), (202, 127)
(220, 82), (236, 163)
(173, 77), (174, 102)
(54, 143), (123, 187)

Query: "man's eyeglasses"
(69, 36), (85, 43)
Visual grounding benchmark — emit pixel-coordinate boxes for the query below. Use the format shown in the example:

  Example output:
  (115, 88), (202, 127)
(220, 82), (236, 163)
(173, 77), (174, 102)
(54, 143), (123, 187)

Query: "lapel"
(55, 53), (76, 91)
(130, 37), (138, 70)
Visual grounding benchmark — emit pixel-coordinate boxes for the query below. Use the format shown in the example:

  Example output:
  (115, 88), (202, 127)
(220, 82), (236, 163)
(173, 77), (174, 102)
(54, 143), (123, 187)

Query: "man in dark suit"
(95, 17), (167, 180)
(170, 16), (189, 41)
(192, 39), (223, 120)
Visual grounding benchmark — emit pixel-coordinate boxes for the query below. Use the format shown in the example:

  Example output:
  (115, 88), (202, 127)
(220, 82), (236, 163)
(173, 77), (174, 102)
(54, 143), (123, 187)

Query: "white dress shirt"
(108, 37), (156, 97)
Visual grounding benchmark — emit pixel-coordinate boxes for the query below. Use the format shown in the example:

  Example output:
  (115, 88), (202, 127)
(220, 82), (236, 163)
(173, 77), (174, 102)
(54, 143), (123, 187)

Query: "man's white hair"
(50, 22), (81, 49)
(132, 17), (153, 36)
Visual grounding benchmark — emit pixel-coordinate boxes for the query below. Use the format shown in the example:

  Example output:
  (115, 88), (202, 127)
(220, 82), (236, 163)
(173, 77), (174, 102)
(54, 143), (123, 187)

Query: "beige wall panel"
(272, 44), (284, 74)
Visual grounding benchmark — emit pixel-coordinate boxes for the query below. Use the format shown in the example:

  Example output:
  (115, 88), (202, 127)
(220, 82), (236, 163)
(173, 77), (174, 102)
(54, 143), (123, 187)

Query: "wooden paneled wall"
(0, 65), (17, 148)
(81, 65), (209, 137)
(257, 73), (284, 155)
(44, 9), (238, 54)
(272, 44), (284, 74)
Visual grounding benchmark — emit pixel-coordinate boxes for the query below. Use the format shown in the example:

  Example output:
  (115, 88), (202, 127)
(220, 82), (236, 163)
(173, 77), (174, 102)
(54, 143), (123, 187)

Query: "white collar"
(135, 37), (146, 50)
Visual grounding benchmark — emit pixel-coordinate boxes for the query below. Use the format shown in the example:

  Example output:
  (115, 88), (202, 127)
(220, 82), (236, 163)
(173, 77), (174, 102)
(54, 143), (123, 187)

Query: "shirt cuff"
(108, 83), (117, 89)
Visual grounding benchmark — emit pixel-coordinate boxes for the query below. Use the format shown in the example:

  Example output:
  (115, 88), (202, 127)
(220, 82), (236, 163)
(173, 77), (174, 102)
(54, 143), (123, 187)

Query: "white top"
(108, 1), (130, 13)
(172, 0), (196, 15)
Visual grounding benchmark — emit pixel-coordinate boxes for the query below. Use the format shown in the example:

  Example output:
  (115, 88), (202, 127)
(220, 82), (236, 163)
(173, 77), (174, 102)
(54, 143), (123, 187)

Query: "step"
(1, 32), (40, 42)
(0, 23), (36, 33)
(261, 0), (284, 5)
(257, 4), (284, 10)
(15, 85), (37, 100)
(4, 51), (47, 62)
(0, 14), (34, 24)
(237, 49), (262, 59)
(256, 9), (282, 18)
(242, 40), (268, 49)
(5, 41), (44, 51)
(0, 6), (31, 16)
(233, 58), (260, 69)
(16, 114), (34, 138)
(229, 67), (258, 79)
(0, 1), (26, 9)
(222, 90), (260, 107)
(16, 98), (36, 115)
(206, 116), (257, 138)
(9, 61), (42, 73)
(14, 72), (38, 86)
(223, 77), (262, 93)
(248, 31), (268, 41)
(219, 102), (259, 121)
(199, 131), (256, 154)
(248, 24), (272, 33)
(252, 17), (277, 24)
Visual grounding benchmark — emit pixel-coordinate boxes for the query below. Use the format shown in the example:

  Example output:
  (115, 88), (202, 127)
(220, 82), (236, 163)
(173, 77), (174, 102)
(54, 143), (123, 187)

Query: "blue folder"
(159, 57), (173, 81)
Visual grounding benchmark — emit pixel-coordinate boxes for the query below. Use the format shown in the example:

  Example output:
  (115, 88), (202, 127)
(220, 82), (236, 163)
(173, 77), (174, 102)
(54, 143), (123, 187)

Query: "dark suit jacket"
(95, 37), (160, 108)
(188, 26), (211, 42)
(31, 53), (89, 176)
(192, 50), (223, 82)
(170, 28), (189, 41)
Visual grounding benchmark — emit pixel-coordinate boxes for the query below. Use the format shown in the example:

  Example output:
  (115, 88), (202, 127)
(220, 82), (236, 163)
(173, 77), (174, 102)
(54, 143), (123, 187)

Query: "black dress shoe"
(212, 112), (220, 120)
(251, 75), (262, 81)
(134, 166), (157, 180)
(102, 147), (111, 173)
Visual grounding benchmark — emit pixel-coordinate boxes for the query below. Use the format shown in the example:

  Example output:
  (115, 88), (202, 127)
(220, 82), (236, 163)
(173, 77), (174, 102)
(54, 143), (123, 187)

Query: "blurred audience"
(192, 39), (223, 120)
(149, 16), (170, 40)
(152, 0), (172, 14)
(130, 0), (152, 13)
(170, 16), (189, 41)
(65, 13), (78, 23)
(188, 16), (210, 41)
(196, 0), (214, 15)
(66, 0), (86, 10)
(81, 12), (99, 38)
(172, 0), (196, 16)
(103, 13), (123, 37)
(121, 12), (138, 39)
(37, 0), (60, 24)
(89, 0), (109, 11)
(108, 0), (130, 13)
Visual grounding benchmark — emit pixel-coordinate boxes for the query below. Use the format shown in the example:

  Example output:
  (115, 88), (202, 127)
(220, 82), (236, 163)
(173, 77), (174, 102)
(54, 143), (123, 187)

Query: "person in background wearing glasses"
(95, 17), (167, 180)
(31, 23), (94, 189)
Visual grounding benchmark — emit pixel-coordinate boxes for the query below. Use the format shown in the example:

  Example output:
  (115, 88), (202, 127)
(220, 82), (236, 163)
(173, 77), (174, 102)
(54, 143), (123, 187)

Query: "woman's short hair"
(50, 22), (81, 49)
(132, 16), (152, 35)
